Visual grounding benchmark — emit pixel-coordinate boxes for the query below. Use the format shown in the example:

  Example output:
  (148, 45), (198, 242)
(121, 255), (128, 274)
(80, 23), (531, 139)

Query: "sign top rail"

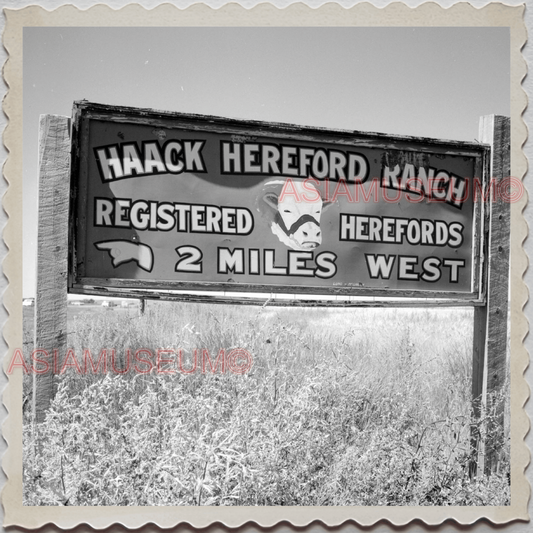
(73, 100), (491, 154)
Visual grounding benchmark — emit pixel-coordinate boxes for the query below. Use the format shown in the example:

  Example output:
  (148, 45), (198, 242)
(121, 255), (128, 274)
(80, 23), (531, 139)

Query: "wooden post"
(33, 115), (71, 424)
(471, 115), (511, 475)
(471, 304), (487, 476)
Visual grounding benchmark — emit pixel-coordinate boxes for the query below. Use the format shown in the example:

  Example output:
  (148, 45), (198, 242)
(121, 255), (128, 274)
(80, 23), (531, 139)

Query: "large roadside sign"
(69, 101), (489, 301)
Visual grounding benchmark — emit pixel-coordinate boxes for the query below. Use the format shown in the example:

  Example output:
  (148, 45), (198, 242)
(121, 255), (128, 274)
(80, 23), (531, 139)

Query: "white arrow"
(95, 240), (154, 272)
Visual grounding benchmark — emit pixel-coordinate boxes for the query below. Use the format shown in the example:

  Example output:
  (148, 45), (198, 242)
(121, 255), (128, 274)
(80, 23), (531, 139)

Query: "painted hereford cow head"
(257, 180), (333, 251)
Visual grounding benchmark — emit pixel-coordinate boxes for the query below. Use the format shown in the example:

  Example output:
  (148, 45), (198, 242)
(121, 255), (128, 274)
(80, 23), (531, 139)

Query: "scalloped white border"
(1, 2), (529, 528)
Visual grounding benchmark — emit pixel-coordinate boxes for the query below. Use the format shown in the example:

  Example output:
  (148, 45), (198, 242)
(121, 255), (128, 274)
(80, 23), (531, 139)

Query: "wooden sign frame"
(68, 101), (490, 307)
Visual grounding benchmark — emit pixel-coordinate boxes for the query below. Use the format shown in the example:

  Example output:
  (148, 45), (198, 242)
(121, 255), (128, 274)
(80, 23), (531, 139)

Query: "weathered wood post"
(471, 115), (511, 475)
(32, 115), (71, 424)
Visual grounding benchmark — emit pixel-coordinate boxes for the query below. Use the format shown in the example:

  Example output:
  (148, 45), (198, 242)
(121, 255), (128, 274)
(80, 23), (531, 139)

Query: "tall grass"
(22, 302), (510, 506)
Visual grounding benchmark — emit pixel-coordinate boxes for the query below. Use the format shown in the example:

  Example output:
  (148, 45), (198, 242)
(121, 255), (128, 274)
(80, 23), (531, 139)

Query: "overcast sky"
(23, 26), (510, 297)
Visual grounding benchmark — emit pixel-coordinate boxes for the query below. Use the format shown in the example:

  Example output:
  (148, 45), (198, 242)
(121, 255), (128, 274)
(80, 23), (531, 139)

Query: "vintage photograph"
(2, 3), (528, 528)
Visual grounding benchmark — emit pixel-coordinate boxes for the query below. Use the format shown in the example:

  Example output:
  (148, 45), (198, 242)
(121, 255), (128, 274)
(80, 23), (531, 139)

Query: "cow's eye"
(283, 209), (292, 213)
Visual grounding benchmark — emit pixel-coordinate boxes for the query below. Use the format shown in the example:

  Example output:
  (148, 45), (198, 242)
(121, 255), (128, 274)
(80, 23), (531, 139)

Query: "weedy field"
(22, 301), (510, 506)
